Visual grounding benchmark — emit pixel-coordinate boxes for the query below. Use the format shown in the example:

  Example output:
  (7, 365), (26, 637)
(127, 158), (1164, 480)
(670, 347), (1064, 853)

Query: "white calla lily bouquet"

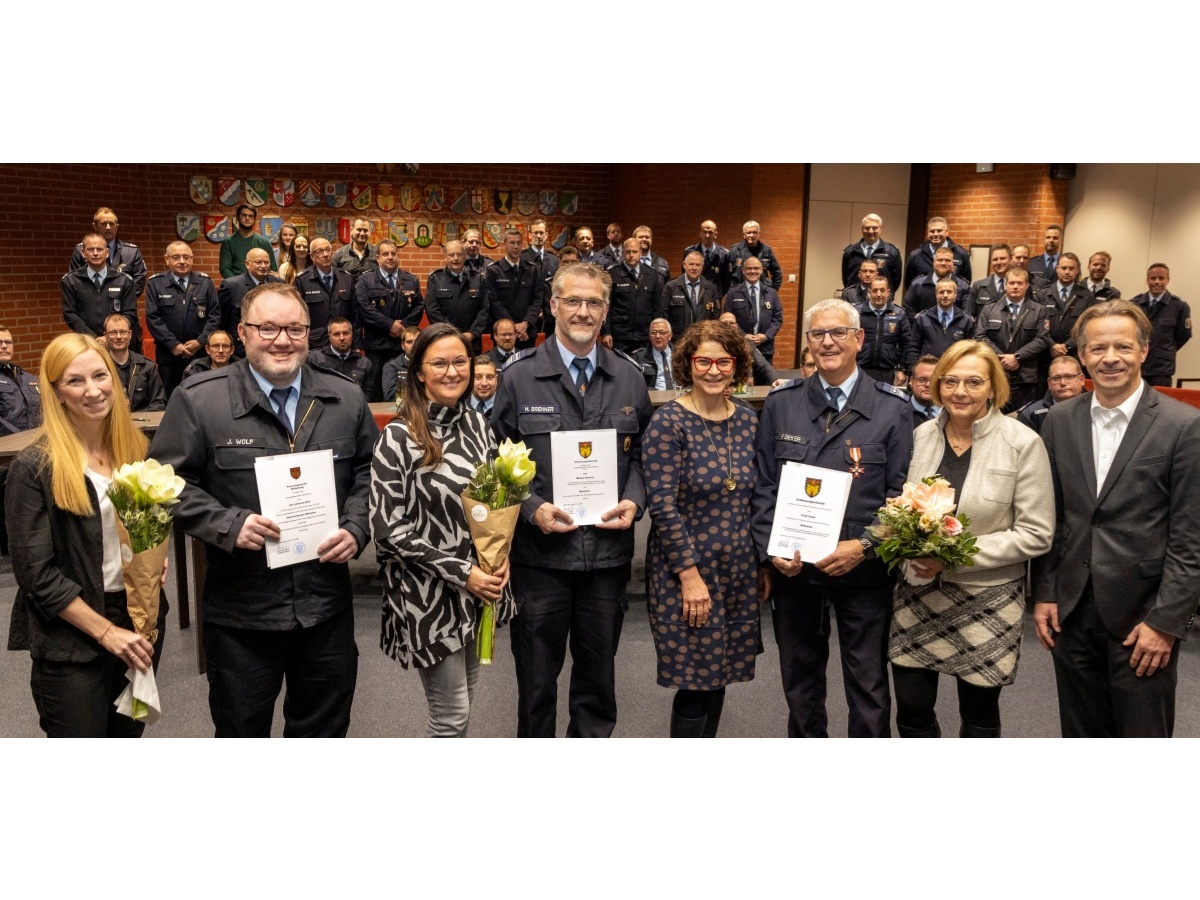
(107, 459), (186, 722)
(461, 439), (536, 663)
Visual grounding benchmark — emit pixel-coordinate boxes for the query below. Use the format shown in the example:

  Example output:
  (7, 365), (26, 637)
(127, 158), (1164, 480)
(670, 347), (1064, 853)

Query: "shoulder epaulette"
(616, 349), (644, 370)
(308, 360), (359, 385)
(502, 347), (536, 370)
(875, 381), (908, 400)
(195, 271), (211, 279)
(768, 378), (796, 393)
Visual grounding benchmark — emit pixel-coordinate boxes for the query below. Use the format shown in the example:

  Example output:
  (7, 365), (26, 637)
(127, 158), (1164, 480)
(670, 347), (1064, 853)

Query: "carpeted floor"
(3, 515), (1198, 738)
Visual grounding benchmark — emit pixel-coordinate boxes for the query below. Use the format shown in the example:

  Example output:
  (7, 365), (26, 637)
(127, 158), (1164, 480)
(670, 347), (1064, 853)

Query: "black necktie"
(571, 357), (590, 396)
(269, 387), (293, 434)
(176, 277), (188, 292)
(825, 386), (843, 414)
(1009, 303), (1019, 317)
(93, 273), (103, 290)
(322, 273), (334, 292)
(660, 351), (673, 389)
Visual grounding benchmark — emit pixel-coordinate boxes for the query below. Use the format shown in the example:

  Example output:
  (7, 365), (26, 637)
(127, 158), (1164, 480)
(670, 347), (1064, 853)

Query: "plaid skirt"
(887, 576), (1025, 687)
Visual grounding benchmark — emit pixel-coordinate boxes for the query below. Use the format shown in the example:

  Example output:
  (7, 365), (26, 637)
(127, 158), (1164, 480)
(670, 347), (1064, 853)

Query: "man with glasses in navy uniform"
(491, 261), (651, 738)
(752, 298), (912, 737)
(151, 283), (378, 737)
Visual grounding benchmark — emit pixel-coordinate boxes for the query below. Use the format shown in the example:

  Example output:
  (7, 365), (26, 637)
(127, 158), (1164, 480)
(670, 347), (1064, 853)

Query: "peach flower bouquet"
(868, 476), (978, 586)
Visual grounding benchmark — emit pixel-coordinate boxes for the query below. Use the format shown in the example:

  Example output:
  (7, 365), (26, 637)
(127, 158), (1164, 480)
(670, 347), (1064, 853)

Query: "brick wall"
(0, 162), (611, 371)
(926, 163), (1069, 252)
(609, 164), (806, 367)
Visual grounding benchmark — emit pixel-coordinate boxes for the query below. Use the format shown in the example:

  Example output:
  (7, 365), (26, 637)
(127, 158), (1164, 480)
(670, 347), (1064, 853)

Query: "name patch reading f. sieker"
(519, 405), (561, 414)
(776, 433), (808, 443)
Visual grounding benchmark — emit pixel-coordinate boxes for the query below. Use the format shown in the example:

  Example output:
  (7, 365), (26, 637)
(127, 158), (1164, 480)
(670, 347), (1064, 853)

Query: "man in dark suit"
(723, 255), (783, 363)
(1036, 252), (1095, 385)
(520, 219), (559, 285)
(662, 251), (721, 336)
(841, 212), (903, 292)
(840, 259), (879, 307)
(484, 318), (519, 369)
(728, 220), (783, 291)
(903, 247), (968, 321)
(631, 318), (675, 390)
(632, 225), (671, 280)
(572, 227), (607, 268)
(1025, 224), (1063, 290)
(597, 222), (624, 268)
(68, 206), (147, 299)
(426, 240), (490, 356)
(603, 238), (665, 355)
(911, 278), (975, 361)
(974, 267), (1050, 412)
(218, 247), (285, 357)
(1084, 251), (1122, 301)
(487, 229), (543, 350)
(1129, 263), (1192, 387)
(683, 220), (731, 296)
(965, 244), (1011, 318)
(1034, 300), (1200, 737)
(295, 238), (355, 350)
(903, 217), (971, 291)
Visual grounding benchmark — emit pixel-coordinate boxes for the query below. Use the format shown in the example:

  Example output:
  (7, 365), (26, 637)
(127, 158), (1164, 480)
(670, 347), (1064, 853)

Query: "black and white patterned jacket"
(370, 402), (515, 669)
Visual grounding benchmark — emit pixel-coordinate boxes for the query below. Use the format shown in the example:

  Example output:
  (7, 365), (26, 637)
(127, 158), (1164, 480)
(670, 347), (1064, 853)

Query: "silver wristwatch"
(858, 535), (876, 560)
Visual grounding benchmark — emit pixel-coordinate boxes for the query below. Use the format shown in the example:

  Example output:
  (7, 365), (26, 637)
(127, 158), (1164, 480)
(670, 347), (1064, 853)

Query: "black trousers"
(30, 592), (167, 738)
(509, 563), (628, 738)
(1051, 589), (1177, 737)
(203, 607), (358, 738)
(891, 664), (1002, 730)
(771, 580), (892, 737)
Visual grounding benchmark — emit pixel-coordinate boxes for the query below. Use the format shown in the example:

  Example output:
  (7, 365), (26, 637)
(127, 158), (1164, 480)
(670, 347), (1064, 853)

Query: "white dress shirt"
(1090, 380), (1145, 494)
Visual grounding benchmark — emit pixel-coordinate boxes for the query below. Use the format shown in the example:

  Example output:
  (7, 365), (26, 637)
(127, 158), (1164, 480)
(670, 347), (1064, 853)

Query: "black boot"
(959, 722), (1001, 738)
(896, 718), (942, 738)
(702, 691), (725, 738)
(669, 712), (707, 738)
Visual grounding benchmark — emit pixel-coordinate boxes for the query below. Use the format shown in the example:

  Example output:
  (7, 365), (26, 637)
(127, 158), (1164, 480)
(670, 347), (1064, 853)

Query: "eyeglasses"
(0, 339), (13, 347)
(244, 322), (310, 340)
(648, 330), (671, 337)
(167, 253), (193, 261)
(911, 376), (932, 385)
(939, 376), (990, 392)
(105, 330), (131, 337)
(692, 356), (736, 373)
(1048, 374), (1083, 383)
(806, 327), (855, 343)
(424, 357), (470, 374)
(557, 297), (606, 312)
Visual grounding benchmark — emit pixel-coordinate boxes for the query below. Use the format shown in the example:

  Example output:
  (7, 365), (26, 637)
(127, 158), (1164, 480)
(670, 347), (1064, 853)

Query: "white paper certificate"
(767, 463), (853, 563)
(550, 429), (619, 526)
(253, 448), (340, 569)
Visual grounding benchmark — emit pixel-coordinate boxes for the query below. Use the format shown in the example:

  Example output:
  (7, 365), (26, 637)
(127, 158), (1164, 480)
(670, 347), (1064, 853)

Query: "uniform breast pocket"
(774, 439), (809, 463)
(845, 443), (885, 468)
(155, 297), (177, 309)
(436, 289), (453, 300)
(982, 467), (1017, 504)
(518, 413), (561, 435)
(214, 446), (265, 472)
(312, 436), (358, 463)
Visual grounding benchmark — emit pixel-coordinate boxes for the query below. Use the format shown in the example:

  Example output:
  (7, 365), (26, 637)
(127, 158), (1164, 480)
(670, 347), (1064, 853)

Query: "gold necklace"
(685, 394), (736, 491)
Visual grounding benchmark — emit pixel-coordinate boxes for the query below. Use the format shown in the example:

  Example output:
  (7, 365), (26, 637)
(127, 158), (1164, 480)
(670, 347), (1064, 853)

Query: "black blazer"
(660, 275), (720, 336)
(6, 446), (165, 661)
(1035, 385), (1200, 639)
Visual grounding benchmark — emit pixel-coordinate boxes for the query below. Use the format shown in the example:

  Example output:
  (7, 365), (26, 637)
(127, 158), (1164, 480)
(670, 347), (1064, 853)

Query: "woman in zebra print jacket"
(370, 324), (515, 737)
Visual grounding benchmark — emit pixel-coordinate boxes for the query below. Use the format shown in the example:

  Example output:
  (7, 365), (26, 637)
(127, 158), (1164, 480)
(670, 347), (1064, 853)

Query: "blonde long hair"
(36, 333), (148, 516)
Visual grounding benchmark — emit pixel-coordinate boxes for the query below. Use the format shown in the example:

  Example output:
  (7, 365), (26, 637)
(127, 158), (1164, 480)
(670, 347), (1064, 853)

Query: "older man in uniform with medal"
(752, 298), (913, 737)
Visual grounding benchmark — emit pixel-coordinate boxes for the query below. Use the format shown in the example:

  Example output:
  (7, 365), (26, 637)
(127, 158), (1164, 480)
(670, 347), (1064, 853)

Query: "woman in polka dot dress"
(643, 320), (764, 737)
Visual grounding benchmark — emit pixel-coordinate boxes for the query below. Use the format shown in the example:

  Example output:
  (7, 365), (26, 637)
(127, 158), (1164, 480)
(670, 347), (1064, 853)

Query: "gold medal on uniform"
(848, 446), (864, 478)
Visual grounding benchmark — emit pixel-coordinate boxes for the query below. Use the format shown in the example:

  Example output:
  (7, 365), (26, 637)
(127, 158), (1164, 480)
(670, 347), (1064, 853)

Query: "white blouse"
(84, 467), (126, 593)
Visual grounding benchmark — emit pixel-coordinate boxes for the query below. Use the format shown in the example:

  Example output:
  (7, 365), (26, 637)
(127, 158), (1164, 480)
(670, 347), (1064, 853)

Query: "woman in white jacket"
(888, 340), (1054, 738)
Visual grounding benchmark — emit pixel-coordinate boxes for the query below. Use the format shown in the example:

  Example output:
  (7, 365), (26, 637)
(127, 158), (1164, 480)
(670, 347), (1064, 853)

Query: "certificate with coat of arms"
(550, 429), (619, 527)
(254, 449), (340, 568)
(767, 463), (852, 563)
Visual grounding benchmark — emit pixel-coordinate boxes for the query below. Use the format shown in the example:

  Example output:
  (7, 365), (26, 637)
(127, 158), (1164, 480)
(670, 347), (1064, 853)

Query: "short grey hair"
(862, 213), (882, 226)
(803, 298), (860, 334)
